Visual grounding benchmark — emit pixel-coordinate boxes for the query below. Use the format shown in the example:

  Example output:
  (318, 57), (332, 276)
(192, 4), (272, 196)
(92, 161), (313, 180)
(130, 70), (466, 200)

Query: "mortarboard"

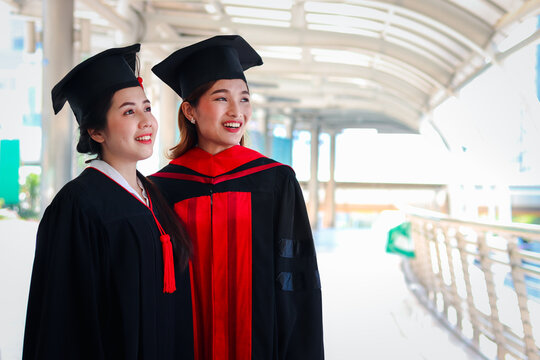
(51, 43), (141, 125)
(151, 35), (262, 99)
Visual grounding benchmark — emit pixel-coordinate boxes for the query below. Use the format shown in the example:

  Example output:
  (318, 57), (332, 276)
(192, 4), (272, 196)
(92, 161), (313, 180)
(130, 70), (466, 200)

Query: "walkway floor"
(0, 216), (483, 359)
(0, 218), (37, 360)
(316, 225), (483, 359)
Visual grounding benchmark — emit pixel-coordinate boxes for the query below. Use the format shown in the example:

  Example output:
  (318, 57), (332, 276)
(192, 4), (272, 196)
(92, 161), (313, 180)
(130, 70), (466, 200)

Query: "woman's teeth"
(224, 122), (241, 128)
(136, 135), (151, 141)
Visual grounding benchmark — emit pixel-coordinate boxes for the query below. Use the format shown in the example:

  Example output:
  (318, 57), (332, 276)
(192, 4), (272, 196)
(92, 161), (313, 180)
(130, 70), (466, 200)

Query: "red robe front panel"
(175, 192), (253, 359)
(152, 145), (324, 360)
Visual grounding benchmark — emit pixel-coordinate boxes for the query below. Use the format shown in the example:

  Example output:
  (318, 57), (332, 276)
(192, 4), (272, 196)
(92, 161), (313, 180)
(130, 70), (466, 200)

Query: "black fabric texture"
(151, 153), (324, 360)
(23, 168), (194, 360)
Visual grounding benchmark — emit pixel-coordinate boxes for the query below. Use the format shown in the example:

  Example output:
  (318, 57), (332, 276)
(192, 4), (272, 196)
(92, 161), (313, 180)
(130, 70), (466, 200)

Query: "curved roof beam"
(371, 0), (495, 56)
(288, 107), (417, 132)
(254, 47), (440, 93)
(262, 95), (420, 130)
(496, 0), (540, 30)
(143, 15), (453, 85)
(318, 117), (418, 133)
(252, 89), (422, 125)
(249, 76), (423, 114)
(251, 59), (431, 104)
(301, 2), (470, 63)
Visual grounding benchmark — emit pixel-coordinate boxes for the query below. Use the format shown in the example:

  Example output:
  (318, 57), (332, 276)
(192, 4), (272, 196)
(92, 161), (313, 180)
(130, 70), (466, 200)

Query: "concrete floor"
(0, 216), (483, 359)
(0, 218), (37, 360)
(316, 226), (482, 359)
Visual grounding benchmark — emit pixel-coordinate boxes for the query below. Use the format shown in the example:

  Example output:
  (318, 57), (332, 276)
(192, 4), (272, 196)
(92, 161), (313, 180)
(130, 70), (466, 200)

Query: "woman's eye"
(241, 97), (250, 102)
(123, 109), (134, 115)
(145, 106), (152, 112)
(215, 97), (227, 101)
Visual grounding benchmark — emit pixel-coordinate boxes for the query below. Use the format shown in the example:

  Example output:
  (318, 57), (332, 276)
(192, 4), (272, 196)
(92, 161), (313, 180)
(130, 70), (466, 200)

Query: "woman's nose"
(227, 102), (240, 118)
(140, 114), (153, 128)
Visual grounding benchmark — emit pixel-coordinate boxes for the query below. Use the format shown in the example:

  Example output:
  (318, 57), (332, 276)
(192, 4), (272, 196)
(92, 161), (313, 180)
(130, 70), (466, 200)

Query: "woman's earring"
(190, 118), (196, 124)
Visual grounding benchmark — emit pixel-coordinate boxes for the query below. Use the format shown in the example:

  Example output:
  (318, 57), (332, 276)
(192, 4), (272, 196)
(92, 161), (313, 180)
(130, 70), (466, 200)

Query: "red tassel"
(137, 76), (144, 90)
(160, 234), (176, 293)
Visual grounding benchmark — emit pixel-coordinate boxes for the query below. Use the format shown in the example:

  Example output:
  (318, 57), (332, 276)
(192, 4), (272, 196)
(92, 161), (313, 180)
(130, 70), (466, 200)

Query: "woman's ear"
(181, 102), (194, 121)
(88, 128), (105, 143)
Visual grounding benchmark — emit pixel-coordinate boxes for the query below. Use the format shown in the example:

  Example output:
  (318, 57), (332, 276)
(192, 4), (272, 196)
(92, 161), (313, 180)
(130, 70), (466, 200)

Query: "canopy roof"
(9, 0), (540, 133)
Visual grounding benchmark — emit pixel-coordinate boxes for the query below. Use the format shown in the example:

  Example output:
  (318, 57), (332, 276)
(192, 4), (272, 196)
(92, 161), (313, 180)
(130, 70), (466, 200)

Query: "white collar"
(87, 160), (149, 206)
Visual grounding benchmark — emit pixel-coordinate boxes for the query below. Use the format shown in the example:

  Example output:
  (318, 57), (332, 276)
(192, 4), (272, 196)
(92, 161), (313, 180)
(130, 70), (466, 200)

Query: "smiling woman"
(22, 44), (193, 360)
(151, 35), (324, 360)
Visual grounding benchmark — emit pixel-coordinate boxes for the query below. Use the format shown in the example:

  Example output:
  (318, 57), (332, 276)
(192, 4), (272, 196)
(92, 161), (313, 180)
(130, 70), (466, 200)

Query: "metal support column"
(323, 130), (336, 228)
(40, 0), (74, 211)
(264, 112), (272, 157)
(285, 116), (296, 166)
(158, 83), (178, 167)
(308, 121), (320, 229)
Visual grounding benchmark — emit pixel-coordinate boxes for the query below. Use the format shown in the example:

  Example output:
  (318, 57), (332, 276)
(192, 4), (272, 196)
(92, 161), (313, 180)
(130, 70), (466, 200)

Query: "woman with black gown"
(23, 44), (193, 359)
(150, 35), (324, 360)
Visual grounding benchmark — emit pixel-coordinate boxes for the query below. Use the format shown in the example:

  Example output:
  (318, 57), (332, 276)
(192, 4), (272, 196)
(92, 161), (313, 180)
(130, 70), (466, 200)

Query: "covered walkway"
(1, 0), (540, 359)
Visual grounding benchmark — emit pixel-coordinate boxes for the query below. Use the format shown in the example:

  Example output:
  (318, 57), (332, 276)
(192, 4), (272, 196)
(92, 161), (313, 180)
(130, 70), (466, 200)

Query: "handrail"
(404, 205), (540, 238)
(402, 206), (540, 360)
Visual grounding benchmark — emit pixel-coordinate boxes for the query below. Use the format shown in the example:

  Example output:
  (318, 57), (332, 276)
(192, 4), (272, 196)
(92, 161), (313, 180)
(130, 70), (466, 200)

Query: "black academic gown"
(23, 168), (193, 360)
(151, 145), (324, 360)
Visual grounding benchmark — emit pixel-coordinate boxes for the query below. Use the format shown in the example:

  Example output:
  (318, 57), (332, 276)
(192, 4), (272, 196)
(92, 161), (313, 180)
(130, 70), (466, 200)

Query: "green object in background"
(0, 139), (20, 205)
(386, 221), (415, 258)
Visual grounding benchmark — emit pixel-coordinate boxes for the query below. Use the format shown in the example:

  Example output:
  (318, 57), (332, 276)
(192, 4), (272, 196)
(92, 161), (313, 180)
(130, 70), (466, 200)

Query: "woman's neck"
(101, 157), (141, 195)
(196, 142), (236, 155)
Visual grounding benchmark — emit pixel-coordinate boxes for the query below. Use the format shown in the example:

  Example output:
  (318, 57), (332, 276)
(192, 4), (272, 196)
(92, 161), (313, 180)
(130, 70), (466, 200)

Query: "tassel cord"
(147, 193), (176, 293)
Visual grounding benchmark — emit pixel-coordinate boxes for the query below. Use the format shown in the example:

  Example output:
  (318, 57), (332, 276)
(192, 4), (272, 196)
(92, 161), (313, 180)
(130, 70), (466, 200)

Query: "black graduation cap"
(152, 35), (262, 99)
(51, 43), (141, 125)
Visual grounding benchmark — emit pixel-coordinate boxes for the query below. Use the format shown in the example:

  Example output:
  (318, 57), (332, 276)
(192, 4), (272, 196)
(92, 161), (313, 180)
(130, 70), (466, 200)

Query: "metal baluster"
(477, 231), (506, 359)
(443, 226), (463, 331)
(456, 229), (480, 348)
(411, 219), (429, 292)
(507, 236), (540, 360)
(408, 219), (419, 280)
(424, 221), (439, 304)
(432, 225), (447, 315)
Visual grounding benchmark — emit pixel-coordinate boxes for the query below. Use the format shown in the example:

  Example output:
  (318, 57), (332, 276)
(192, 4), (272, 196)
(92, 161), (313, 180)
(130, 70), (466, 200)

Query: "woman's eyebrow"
(210, 89), (250, 95)
(118, 99), (151, 108)
(210, 89), (229, 95)
(118, 101), (135, 108)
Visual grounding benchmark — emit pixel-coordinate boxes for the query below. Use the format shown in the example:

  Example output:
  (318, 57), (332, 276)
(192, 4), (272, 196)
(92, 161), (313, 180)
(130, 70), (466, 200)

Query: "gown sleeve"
(275, 171), (324, 359)
(23, 186), (108, 360)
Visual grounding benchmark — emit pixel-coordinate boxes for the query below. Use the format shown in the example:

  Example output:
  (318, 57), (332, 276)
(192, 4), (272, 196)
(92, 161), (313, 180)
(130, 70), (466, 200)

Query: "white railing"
(403, 208), (540, 360)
